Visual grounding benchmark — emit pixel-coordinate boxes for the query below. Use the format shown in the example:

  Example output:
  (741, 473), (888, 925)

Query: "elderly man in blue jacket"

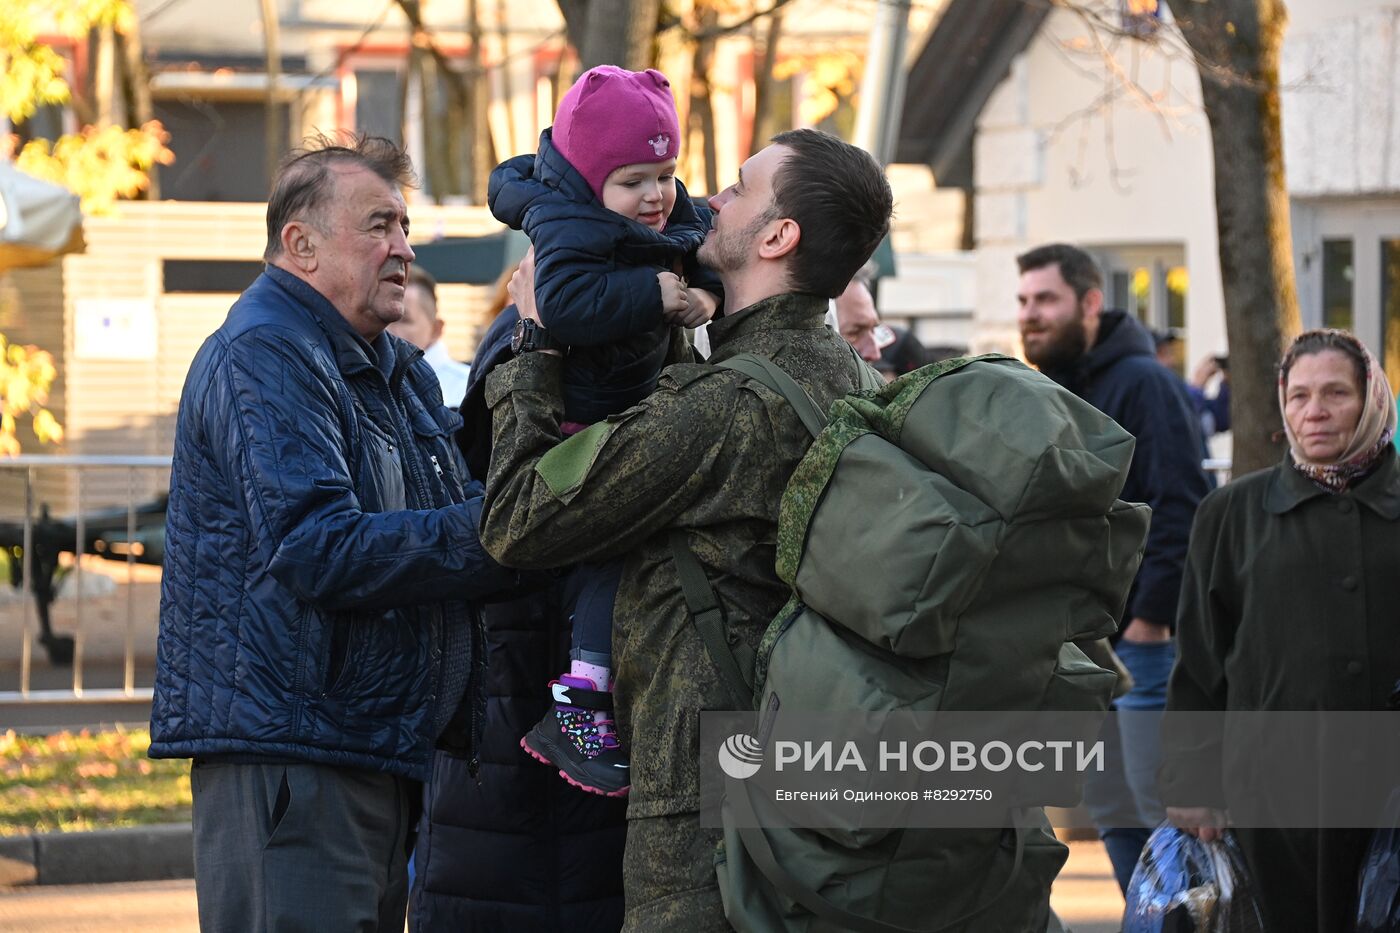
(1017, 243), (1212, 893)
(149, 134), (517, 932)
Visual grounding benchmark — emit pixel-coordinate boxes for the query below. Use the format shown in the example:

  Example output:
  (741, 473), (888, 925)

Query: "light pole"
(853, 0), (912, 166)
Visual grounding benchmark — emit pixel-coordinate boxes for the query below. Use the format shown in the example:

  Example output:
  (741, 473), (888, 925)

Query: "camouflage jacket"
(481, 293), (863, 818)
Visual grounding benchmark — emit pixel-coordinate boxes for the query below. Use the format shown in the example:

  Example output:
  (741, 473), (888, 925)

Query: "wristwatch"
(511, 318), (567, 355)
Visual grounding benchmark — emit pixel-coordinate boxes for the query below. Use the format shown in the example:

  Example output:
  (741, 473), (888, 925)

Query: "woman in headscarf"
(1160, 329), (1400, 932)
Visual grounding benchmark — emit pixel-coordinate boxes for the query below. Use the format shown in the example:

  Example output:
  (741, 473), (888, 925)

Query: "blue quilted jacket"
(488, 129), (721, 423)
(149, 267), (516, 780)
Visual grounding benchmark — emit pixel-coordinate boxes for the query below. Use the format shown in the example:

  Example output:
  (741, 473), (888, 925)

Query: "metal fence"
(0, 455), (171, 705)
(0, 454), (1234, 708)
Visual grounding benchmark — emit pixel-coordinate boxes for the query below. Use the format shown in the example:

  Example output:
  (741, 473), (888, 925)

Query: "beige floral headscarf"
(1278, 329), (1397, 492)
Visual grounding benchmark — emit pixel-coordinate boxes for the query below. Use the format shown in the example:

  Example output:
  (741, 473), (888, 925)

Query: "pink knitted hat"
(552, 65), (681, 202)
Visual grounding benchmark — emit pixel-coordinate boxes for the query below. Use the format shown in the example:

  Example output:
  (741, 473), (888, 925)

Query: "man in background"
(387, 265), (473, 408)
(1016, 242), (1211, 893)
(833, 262), (889, 363)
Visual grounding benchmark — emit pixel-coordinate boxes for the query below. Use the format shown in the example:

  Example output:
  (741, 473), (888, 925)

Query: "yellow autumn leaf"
(0, 333), (63, 455)
(16, 121), (173, 214)
(33, 408), (62, 444)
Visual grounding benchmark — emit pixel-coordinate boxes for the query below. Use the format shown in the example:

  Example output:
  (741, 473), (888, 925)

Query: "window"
(1380, 240), (1400, 393)
(354, 69), (403, 145)
(154, 99), (290, 201)
(1322, 239), (1355, 332)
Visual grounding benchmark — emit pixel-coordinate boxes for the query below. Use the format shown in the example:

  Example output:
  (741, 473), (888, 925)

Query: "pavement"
(0, 829), (1123, 932)
(0, 841), (1125, 932)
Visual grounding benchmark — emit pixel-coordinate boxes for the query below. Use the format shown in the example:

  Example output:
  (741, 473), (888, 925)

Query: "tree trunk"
(749, 5), (783, 156)
(579, 0), (661, 71)
(465, 0), (493, 202)
(416, 45), (451, 202)
(688, 6), (719, 196)
(93, 25), (116, 126)
(117, 15), (158, 197)
(495, 0), (516, 157)
(553, 0), (589, 57)
(1164, 0), (1300, 477)
(260, 0), (282, 192)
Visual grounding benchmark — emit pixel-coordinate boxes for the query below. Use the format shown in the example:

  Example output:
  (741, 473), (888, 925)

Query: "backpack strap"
(718, 353), (827, 438)
(669, 349), (871, 708)
(729, 779), (1028, 933)
(669, 529), (754, 709)
(843, 341), (887, 392)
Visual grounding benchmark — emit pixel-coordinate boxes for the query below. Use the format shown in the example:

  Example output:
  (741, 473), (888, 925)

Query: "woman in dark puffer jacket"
(410, 307), (627, 932)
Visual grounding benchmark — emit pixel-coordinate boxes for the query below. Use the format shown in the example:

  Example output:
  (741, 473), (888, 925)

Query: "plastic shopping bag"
(1124, 825), (1264, 933)
(1357, 789), (1400, 932)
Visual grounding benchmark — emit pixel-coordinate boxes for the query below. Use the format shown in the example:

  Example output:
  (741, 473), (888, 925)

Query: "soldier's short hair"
(263, 132), (418, 262)
(768, 129), (893, 300)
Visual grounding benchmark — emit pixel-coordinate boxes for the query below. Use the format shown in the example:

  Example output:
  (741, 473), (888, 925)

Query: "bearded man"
(1016, 242), (1212, 893)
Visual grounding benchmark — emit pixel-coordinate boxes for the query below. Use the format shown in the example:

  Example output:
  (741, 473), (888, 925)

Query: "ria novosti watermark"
(699, 710), (1400, 830)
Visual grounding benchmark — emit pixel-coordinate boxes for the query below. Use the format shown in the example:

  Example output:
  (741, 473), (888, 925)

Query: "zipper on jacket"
(429, 454), (443, 479)
(467, 612), (485, 780)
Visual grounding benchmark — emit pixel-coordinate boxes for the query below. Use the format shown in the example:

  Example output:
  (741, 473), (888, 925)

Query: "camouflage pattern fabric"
(481, 294), (861, 926)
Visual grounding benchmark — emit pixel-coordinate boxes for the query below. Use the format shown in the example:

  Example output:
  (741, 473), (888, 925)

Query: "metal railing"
(0, 453), (1234, 707)
(0, 455), (171, 704)
(1203, 458), (1232, 484)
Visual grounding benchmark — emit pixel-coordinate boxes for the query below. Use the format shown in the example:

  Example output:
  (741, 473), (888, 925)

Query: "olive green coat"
(481, 294), (866, 930)
(1162, 448), (1400, 933)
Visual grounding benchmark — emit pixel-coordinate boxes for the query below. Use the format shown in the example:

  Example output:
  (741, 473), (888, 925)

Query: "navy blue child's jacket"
(487, 128), (723, 423)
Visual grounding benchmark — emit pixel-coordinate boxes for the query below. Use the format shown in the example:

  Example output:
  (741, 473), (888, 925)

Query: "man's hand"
(657, 271), (690, 317)
(509, 246), (540, 324)
(668, 287), (718, 329)
(1166, 806), (1228, 843)
(1120, 618), (1172, 643)
(1191, 355), (1221, 389)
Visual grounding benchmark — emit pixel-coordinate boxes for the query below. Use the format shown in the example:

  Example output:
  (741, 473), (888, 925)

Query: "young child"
(488, 65), (722, 797)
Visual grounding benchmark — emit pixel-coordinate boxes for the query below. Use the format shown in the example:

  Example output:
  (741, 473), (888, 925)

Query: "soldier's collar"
(707, 292), (828, 346)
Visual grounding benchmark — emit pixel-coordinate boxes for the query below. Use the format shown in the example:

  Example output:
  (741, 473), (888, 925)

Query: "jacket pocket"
(321, 614), (360, 698)
(409, 406), (461, 505)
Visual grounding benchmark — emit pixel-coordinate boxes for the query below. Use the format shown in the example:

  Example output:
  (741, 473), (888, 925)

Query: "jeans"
(1082, 638), (1175, 894)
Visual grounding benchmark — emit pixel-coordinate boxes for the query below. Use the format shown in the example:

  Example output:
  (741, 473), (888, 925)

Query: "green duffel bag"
(673, 354), (1149, 932)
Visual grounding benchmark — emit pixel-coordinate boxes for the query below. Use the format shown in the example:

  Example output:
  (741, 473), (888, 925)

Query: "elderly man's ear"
(281, 221), (319, 274)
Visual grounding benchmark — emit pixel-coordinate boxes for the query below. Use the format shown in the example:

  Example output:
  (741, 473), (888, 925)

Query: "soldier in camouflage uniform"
(479, 129), (893, 931)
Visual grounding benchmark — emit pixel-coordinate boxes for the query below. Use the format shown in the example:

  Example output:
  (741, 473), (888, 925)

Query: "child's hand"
(670, 287), (718, 328)
(657, 271), (690, 317)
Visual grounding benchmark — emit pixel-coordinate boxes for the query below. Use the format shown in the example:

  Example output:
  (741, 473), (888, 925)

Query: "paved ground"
(0, 841), (1125, 932)
(0, 880), (197, 932)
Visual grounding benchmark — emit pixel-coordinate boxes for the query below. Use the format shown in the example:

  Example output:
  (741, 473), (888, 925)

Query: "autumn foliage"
(0, 333), (62, 456)
(1, 0), (173, 213)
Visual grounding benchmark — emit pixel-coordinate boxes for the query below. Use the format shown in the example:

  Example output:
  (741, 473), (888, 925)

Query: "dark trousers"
(191, 760), (418, 933)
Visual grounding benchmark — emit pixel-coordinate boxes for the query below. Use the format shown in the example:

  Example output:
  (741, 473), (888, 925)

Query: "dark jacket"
(488, 130), (721, 423)
(150, 267), (515, 780)
(1161, 449), (1400, 932)
(411, 311), (627, 932)
(1043, 310), (1211, 629)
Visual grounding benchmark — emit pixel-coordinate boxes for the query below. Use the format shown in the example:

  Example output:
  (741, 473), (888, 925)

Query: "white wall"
(972, 7), (1223, 361)
(1283, 6), (1400, 197)
(973, 1), (1400, 364)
